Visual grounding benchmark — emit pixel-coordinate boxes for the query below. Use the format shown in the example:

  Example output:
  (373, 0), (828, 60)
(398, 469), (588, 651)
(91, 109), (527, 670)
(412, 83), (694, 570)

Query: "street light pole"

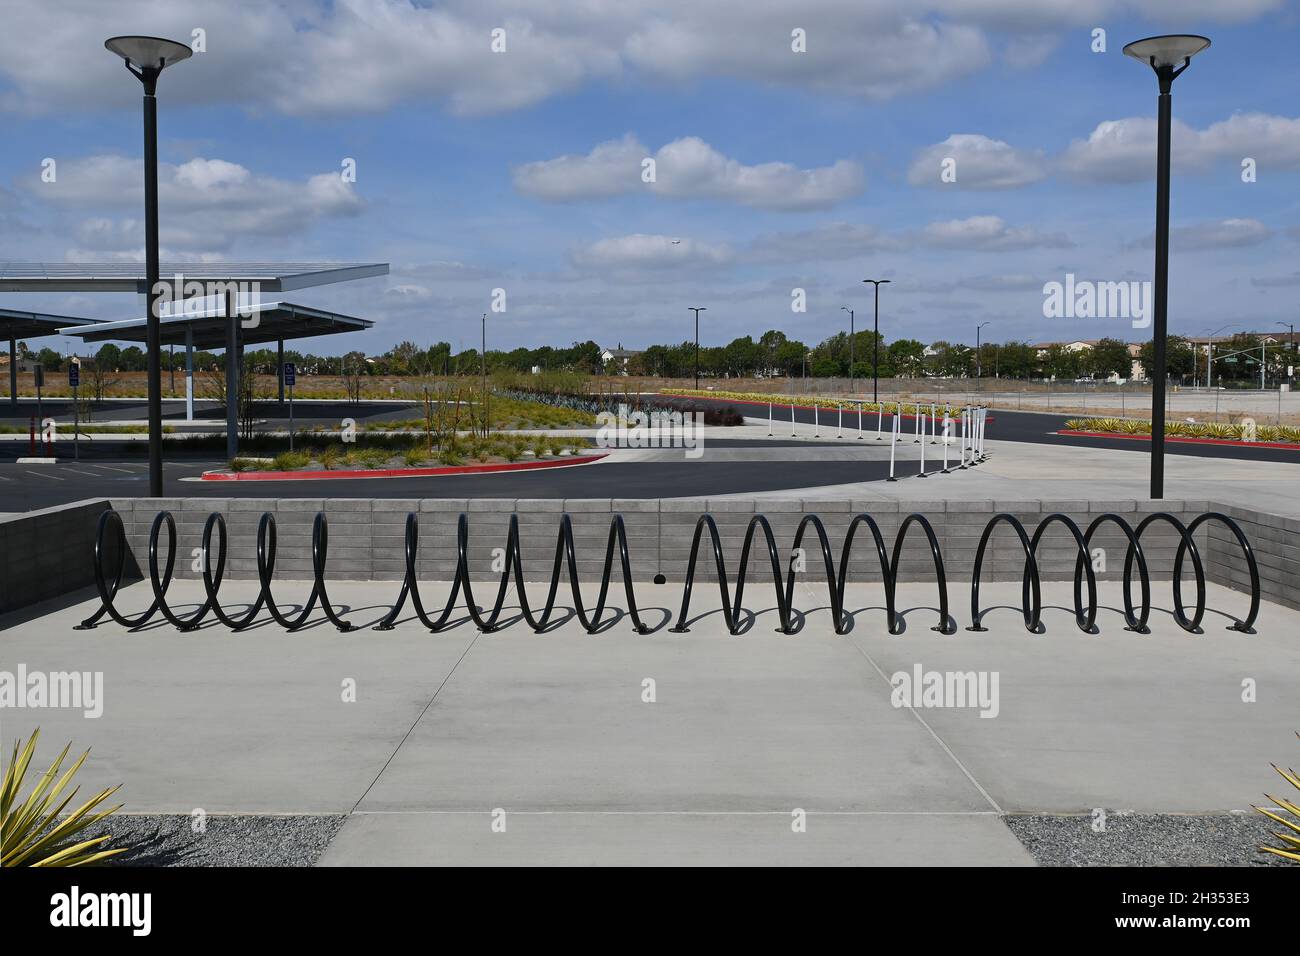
(689, 307), (706, 390)
(1124, 34), (1210, 500)
(862, 279), (890, 405)
(841, 306), (855, 394)
(106, 36), (192, 497)
(976, 321), (990, 381)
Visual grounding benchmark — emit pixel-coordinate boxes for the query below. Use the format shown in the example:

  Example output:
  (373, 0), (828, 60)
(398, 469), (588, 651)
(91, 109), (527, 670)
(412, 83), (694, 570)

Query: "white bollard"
(917, 416), (928, 478)
(941, 416), (952, 473)
(768, 401), (773, 437)
(814, 403), (821, 438)
(876, 403), (883, 441)
(837, 403), (843, 439)
(929, 402), (937, 444)
(958, 408), (969, 469)
(791, 402), (797, 438)
(914, 402), (922, 443)
(887, 412), (900, 482)
(858, 402), (864, 439)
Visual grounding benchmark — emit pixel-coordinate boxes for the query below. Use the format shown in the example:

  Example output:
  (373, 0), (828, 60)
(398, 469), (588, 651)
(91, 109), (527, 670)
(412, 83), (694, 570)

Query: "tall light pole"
(976, 321), (990, 381)
(841, 306), (855, 393)
(689, 307), (706, 390)
(1204, 322), (1236, 389)
(481, 313), (489, 436)
(106, 36), (192, 497)
(862, 279), (890, 405)
(1124, 34), (1210, 500)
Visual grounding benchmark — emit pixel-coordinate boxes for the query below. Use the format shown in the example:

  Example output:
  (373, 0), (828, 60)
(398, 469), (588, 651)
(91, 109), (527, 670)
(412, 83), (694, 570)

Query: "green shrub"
(271, 451), (309, 471)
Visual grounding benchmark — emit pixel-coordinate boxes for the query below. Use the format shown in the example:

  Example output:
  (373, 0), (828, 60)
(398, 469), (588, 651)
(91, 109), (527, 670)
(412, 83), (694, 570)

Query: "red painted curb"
(658, 392), (991, 421)
(202, 452), (608, 481)
(1057, 430), (1300, 450)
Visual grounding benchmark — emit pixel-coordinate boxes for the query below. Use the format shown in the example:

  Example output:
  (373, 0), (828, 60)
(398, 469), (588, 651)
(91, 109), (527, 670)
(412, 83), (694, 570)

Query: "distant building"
(601, 343), (642, 374)
(1029, 339), (1145, 382)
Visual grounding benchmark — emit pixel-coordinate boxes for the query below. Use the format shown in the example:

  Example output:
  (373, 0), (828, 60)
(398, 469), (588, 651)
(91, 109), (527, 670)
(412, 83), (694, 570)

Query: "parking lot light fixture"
(1122, 33), (1209, 500)
(105, 35), (193, 496)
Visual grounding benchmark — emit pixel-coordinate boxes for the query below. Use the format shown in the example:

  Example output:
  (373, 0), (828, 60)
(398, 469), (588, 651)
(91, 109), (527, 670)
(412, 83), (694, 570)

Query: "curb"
(659, 392), (993, 421)
(1056, 429), (1300, 450)
(202, 452), (608, 481)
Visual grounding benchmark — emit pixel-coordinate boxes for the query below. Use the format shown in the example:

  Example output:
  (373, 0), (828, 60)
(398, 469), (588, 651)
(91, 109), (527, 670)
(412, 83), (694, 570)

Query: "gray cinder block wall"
(1202, 505), (1300, 613)
(0, 499), (113, 614)
(3, 496), (1285, 618)
(100, 497), (1211, 586)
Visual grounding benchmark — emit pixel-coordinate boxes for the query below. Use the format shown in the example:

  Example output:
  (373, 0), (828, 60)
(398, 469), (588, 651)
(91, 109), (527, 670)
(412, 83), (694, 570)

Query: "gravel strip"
(1005, 813), (1293, 867)
(82, 814), (346, 867)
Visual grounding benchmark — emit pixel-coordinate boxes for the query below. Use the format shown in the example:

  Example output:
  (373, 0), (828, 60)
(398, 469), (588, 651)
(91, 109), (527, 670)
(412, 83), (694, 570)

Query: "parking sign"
(68, 364), (80, 387)
(283, 362), (296, 386)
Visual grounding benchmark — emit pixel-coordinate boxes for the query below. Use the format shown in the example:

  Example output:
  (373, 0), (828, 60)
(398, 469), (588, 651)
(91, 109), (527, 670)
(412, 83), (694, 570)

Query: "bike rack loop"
(77, 508), (1261, 636)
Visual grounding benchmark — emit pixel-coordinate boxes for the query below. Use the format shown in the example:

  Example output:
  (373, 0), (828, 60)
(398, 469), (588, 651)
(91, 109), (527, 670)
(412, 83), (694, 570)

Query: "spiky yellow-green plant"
(1, 730), (126, 867)
(1255, 733), (1300, 863)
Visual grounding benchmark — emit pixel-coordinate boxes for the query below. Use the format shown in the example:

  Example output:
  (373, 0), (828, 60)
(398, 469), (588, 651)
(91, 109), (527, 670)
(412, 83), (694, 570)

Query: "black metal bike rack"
(76, 508), (1261, 635)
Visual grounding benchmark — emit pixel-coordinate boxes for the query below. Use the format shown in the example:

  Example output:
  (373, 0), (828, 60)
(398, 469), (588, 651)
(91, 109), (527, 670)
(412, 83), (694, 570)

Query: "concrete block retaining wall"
(1203, 505), (1300, 612)
(98, 497), (1216, 586)
(2, 497), (1286, 617)
(0, 499), (112, 614)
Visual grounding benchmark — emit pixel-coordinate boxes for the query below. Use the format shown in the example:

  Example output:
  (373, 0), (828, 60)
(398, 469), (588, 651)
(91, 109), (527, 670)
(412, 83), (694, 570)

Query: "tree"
(1138, 335), (1195, 383)
(1086, 338), (1132, 379)
(888, 339), (926, 378)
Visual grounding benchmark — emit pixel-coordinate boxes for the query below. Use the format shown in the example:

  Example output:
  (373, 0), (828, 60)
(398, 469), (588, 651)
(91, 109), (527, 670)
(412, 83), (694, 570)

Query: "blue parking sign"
(283, 362), (296, 386)
(68, 364), (80, 387)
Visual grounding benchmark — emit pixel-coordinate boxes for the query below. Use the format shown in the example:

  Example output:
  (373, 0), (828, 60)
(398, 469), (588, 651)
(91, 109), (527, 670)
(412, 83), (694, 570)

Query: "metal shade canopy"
(1122, 34), (1210, 68)
(0, 308), (102, 340)
(59, 301), (373, 351)
(104, 35), (193, 71)
(0, 261), (390, 293)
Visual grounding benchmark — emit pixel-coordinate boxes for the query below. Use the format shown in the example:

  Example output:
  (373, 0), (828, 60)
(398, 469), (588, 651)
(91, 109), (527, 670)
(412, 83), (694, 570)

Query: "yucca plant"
(2, 729), (126, 867)
(1255, 733), (1300, 863)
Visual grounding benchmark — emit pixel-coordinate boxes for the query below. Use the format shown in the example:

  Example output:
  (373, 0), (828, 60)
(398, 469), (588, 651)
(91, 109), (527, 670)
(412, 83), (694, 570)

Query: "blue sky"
(2, 0), (1299, 357)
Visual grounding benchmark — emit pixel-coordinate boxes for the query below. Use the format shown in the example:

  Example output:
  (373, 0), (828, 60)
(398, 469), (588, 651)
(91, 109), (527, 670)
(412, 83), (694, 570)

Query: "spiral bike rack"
(968, 510), (1259, 635)
(78, 508), (1260, 636)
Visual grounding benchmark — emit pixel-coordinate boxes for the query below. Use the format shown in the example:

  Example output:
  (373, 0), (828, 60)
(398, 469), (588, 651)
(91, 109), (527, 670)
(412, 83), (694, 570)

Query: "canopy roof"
(60, 301), (373, 350)
(0, 261), (388, 293)
(0, 308), (102, 340)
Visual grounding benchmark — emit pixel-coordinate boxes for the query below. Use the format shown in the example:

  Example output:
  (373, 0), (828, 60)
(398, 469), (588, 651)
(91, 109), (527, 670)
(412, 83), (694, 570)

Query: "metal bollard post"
(887, 412), (900, 482)
(768, 401), (773, 437)
(791, 402), (797, 438)
(941, 416), (952, 473)
(876, 403), (883, 441)
(837, 403), (842, 439)
(958, 408), (969, 470)
(917, 416), (928, 478)
(914, 402), (922, 443)
(929, 402), (937, 444)
(814, 403), (820, 438)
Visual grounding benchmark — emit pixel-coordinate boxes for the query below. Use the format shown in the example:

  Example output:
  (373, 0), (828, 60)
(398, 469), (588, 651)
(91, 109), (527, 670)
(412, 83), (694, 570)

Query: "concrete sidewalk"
(731, 439), (1300, 516)
(3, 577), (1296, 865)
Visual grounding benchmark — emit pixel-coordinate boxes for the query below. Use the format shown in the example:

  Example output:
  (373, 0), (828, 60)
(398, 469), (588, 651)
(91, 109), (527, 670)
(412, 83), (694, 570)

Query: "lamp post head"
(1123, 34), (1209, 91)
(105, 36), (192, 93)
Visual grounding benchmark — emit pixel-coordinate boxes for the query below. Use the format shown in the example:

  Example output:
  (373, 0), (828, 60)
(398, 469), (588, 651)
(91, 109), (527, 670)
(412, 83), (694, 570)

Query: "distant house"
(601, 343), (642, 374)
(1030, 339), (1145, 382)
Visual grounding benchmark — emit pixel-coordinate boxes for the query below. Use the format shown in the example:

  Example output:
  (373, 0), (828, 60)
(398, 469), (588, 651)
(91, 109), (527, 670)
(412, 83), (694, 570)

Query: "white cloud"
(1060, 113), (1300, 182)
(907, 133), (1046, 188)
(920, 215), (1071, 250)
(27, 155), (362, 255)
(571, 234), (733, 271)
(1172, 218), (1272, 250)
(747, 222), (902, 262)
(515, 135), (864, 210)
